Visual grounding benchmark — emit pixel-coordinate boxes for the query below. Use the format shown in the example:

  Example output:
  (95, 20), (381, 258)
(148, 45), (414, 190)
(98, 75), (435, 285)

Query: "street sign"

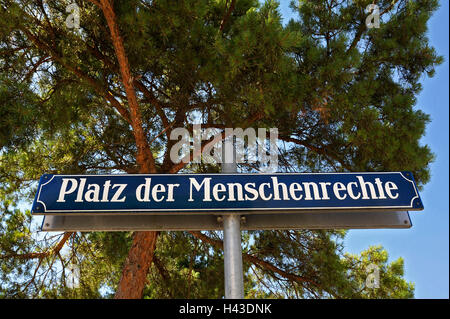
(31, 172), (423, 215)
(39, 211), (412, 232)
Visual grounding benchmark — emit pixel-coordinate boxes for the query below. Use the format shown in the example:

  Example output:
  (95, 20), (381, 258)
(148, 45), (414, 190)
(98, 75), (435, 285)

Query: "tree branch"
(18, 27), (132, 124)
(85, 43), (172, 140)
(153, 255), (170, 282)
(219, 0), (236, 32)
(98, 0), (156, 174)
(278, 135), (352, 171)
(346, 0), (399, 54)
(188, 231), (326, 292)
(1, 232), (73, 260)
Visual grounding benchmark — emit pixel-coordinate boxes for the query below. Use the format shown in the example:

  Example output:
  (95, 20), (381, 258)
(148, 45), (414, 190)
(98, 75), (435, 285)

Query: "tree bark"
(114, 231), (159, 299)
(99, 0), (156, 174)
(96, 0), (159, 299)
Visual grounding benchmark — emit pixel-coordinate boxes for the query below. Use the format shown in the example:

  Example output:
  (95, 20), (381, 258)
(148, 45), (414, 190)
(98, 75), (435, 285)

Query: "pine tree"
(0, 0), (442, 298)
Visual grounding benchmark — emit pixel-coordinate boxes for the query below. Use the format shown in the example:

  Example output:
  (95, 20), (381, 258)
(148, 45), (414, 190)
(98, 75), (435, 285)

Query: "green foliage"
(0, 0), (442, 298)
(343, 246), (415, 298)
(145, 232), (227, 298)
(0, 203), (35, 298)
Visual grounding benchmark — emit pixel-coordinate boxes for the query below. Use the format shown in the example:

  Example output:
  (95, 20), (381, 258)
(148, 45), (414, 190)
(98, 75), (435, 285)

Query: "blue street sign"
(31, 172), (423, 215)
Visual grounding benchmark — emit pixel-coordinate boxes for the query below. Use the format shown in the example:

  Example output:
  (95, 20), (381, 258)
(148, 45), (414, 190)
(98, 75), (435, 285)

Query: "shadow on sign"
(41, 211), (412, 231)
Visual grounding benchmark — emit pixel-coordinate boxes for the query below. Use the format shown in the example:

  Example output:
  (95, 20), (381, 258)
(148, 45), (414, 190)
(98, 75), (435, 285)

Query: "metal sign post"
(222, 136), (244, 299)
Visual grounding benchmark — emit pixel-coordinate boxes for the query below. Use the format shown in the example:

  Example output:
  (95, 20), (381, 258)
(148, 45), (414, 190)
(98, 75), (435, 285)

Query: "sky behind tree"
(277, 0), (449, 299)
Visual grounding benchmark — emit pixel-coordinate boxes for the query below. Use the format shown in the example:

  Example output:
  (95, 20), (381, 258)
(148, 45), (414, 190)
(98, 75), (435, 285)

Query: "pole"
(222, 135), (244, 299)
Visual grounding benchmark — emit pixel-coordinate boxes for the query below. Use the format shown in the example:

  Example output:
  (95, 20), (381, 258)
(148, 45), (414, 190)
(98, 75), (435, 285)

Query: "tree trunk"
(96, 0), (160, 299)
(114, 231), (159, 299)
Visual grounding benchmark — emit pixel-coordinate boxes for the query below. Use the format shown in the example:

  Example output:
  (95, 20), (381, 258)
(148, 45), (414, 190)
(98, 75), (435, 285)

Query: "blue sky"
(278, 0), (449, 299)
